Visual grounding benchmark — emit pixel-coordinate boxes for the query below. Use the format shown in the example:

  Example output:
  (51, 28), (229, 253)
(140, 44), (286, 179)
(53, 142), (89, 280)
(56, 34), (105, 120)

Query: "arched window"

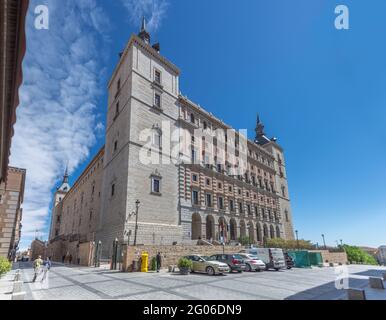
(152, 126), (162, 149)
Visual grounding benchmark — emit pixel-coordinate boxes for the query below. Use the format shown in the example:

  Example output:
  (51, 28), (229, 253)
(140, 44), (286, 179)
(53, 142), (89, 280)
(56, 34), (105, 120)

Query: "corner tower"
(254, 115), (295, 240)
(98, 19), (182, 257)
(49, 167), (70, 240)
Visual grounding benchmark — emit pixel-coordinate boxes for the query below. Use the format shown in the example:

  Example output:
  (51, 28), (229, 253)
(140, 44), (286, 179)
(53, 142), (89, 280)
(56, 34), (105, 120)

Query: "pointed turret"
(254, 113), (271, 145)
(58, 165), (70, 192)
(138, 16), (151, 44)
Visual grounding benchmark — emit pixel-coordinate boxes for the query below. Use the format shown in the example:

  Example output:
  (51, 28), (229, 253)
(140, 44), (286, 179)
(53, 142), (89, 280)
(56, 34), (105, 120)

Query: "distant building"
(377, 246), (386, 266)
(30, 239), (47, 261)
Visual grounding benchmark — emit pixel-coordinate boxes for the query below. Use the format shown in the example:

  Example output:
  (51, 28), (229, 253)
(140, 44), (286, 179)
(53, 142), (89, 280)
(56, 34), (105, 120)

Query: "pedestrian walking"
(69, 254), (73, 264)
(156, 252), (162, 273)
(41, 257), (52, 283)
(32, 255), (43, 282)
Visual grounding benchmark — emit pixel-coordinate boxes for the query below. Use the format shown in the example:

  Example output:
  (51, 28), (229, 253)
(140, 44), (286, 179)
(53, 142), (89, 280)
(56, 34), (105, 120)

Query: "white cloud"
(120, 0), (169, 33)
(10, 0), (110, 250)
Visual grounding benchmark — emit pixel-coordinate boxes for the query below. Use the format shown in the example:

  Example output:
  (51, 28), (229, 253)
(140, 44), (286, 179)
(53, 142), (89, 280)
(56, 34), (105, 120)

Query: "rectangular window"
(229, 199), (234, 212)
(192, 174), (198, 182)
(192, 190), (199, 205)
(218, 197), (224, 210)
(191, 148), (196, 163)
(206, 193), (212, 207)
(247, 204), (251, 216)
(111, 184), (115, 197)
(238, 202), (243, 213)
(152, 178), (160, 194)
(117, 78), (121, 92)
(154, 70), (161, 84)
(115, 101), (119, 116)
(154, 93), (161, 108)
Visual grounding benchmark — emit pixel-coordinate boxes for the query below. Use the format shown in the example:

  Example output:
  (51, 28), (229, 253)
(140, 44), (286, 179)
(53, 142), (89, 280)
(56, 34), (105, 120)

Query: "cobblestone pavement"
(10, 263), (386, 300)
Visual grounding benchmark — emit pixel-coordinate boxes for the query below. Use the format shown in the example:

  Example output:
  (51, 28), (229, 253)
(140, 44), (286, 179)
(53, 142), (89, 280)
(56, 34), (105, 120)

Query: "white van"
(241, 248), (286, 271)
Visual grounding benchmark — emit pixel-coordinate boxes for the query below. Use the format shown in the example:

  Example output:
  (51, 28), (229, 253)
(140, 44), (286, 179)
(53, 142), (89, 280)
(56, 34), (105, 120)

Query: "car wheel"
(245, 264), (251, 272)
(265, 266), (269, 271)
(287, 266), (292, 270)
(257, 268), (262, 272)
(238, 270), (243, 273)
(206, 266), (215, 276)
(274, 268), (279, 271)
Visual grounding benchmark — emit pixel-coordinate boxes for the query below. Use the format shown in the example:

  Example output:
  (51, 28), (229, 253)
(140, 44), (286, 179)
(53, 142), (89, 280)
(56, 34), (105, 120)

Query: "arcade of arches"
(190, 212), (282, 244)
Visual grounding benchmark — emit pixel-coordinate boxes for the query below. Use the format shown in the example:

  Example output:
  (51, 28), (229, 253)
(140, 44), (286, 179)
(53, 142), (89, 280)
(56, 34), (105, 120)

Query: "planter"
(179, 267), (190, 275)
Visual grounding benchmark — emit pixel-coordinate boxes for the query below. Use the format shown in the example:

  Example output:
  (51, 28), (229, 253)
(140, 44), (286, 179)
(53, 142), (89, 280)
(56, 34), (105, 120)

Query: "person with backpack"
(32, 255), (43, 282)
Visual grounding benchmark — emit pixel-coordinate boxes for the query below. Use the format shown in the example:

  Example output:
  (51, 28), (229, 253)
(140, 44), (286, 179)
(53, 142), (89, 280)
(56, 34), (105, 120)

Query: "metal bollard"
(347, 288), (366, 300)
(11, 292), (26, 300)
(369, 277), (385, 289)
(12, 281), (23, 294)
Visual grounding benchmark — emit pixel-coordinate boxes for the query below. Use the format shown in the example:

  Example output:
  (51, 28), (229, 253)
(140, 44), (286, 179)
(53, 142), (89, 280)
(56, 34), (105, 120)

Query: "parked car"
(208, 254), (246, 273)
(241, 248), (286, 271)
(184, 255), (230, 275)
(284, 252), (294, 269)
(238, 253), (266, 272)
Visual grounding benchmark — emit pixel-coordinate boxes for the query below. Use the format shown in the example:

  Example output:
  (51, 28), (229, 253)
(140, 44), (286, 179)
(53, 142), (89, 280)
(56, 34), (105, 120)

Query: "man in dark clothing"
(156, 252), (162, 273)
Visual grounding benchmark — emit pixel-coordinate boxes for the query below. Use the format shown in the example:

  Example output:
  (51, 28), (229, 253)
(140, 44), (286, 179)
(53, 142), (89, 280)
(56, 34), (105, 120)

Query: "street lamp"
(340, 239), (343, 246)
(322, 234), (326, 250)
(295, 230), (299, 250)
(133, 200), (140, 246)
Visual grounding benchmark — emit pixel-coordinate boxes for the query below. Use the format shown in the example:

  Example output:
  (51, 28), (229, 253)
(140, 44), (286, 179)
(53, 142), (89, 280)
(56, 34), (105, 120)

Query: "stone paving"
(1, 262), (385, 300)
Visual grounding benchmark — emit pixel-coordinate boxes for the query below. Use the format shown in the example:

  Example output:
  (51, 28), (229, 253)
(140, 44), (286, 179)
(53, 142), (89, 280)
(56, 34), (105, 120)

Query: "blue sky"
(11, 0), (386, 250)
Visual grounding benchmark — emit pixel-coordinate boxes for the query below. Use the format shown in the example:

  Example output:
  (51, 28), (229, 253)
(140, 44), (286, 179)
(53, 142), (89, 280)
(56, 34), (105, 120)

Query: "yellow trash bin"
(141, 252), (148, 272)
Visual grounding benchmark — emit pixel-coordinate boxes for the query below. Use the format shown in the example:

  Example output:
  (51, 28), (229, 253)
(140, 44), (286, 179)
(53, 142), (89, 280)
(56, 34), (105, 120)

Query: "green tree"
(266, 238), (314, 250)
(343, 245), (378, 265)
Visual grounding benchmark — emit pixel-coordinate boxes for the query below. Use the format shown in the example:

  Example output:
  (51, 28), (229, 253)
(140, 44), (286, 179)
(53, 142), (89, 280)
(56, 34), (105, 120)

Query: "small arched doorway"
(239, 220), (246, 238)
(263, 224), (269, 239)
(256, 223), (262, 242)
(191, 213), (202, 240)
(270, 225), (275, 239)
(230, 218), (237, 241)
(248, 221), (255, 243)
(206, 215), (215, 241)
(218, 216), (227, 242)
(276, 226), (281, 238)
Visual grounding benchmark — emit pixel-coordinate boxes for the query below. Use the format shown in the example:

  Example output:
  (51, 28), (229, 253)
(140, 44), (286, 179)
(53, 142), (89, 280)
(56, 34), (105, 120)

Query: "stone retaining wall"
(310, 250), (348, 265)
(122, 245), (243, 271)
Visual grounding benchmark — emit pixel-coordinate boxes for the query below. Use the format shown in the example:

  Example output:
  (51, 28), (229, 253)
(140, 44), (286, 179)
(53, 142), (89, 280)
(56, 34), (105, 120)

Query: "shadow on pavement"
(284, 277), (368, 300)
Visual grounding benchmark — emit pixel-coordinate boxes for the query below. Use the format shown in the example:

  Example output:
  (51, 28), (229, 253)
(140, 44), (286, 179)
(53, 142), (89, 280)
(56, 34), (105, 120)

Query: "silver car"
(238, 253), (266, 272)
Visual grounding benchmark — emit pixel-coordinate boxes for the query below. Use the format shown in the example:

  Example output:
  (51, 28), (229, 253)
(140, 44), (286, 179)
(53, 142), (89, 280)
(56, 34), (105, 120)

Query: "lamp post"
(295, 230), (299, 250)
(340, 239), (343, 247)
(132, 200), (140, 246)
(322, 234), (326, 250)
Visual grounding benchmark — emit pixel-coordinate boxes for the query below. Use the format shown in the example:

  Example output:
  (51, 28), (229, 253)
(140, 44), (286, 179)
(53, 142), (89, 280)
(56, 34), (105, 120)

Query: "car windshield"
(201, 256), (210, 261)
(248, 255), (259, 260)
(233, 254), (243, 260)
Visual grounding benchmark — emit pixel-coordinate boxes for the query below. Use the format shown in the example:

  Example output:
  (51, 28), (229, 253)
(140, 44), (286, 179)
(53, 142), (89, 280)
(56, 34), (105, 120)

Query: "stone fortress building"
(48, 19), (295, 260)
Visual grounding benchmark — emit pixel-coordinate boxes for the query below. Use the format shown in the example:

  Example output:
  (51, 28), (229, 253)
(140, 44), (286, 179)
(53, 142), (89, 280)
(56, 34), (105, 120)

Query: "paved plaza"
(1, 263), (386, 300)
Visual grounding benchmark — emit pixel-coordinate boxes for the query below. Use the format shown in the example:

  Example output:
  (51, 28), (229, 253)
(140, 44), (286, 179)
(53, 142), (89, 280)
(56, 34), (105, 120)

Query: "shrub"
(238, 236), (250, 246)
(177, 257), (193, 270)
(0, 257), (12, 277)
(150, 257), (157, 271)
